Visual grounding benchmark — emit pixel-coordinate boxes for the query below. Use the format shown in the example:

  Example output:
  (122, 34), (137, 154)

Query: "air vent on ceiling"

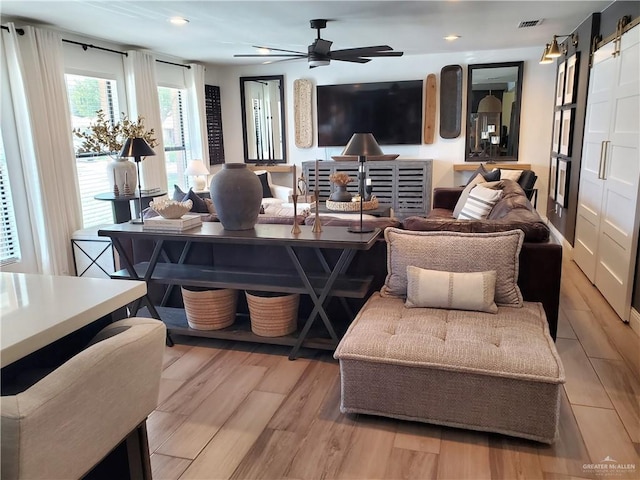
(518, 19), (543, 28)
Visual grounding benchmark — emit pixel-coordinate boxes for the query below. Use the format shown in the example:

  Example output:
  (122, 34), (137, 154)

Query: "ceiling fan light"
(546, 37), (562, 58)
(257, 47), (271, 55)
(309, 58), (330, 67)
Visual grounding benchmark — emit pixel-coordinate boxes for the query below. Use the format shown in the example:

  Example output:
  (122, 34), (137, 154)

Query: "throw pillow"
(405, 266), (498, 314)
(483, 168), (501, 182)
(465, 165), (489, 186)
(255, 171), (273, 198)
(457, 184), (503, 220)
(381, 228), (524, 307)
(500, 169), (523, 182)
(453, 174), (485, 217)
(172, 184), (187, 201)
(204, 197), (216, 214)
(182, 188), (210, 213)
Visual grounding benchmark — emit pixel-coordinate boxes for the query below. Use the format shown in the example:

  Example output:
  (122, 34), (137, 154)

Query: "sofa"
(402, 179), (562, 339)
(133, 179), (561, 340)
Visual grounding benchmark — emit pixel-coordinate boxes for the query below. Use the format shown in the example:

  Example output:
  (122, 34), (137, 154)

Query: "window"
(158, 86), (191, 191)
(0, 131), (21, 266)
(65, 74), (121, 227)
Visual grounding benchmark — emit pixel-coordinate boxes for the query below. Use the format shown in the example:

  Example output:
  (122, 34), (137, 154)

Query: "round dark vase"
(210, 164), (262, 230)
(329, 185), (353, 202)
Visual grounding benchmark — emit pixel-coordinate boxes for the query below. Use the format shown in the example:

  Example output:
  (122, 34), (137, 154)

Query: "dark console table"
(98, 223), (380, 359)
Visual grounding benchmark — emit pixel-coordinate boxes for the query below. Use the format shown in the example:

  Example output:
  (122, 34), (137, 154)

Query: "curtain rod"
(1, 25), (25, 35)
(62, 38), (127, 56)
(2, 26), (191, 69)
(62, 38), (191, 68)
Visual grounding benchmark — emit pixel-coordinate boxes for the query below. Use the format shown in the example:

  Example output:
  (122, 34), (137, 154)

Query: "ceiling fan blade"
(252, 45), (306, 55)
(311, 38), (333, 55)
(234, 54), (307, 58)
(330, 45), (393, 57)
(332, 57), (371, 64)
(360, 51), (404, 58)
(263, 57), (307, 64)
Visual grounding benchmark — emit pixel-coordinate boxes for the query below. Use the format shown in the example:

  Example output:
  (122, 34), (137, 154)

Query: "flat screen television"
(317, 80), (423, 147)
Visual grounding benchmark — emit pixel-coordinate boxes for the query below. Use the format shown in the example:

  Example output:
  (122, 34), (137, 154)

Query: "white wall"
(206, 46), (556, 215)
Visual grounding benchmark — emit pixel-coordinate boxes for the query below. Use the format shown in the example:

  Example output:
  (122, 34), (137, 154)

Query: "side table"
(94, 191), (167, 224)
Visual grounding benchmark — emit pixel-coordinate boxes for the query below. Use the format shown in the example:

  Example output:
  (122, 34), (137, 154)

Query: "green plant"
(73, 109), (158, 157)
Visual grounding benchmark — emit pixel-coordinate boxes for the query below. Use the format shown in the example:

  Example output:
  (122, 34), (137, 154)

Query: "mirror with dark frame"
(465, 61), (523, 162)
(239, 75), (287, 164)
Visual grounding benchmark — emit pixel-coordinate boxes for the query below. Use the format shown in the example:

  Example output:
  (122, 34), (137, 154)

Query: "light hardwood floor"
(148, 259), (640, 480)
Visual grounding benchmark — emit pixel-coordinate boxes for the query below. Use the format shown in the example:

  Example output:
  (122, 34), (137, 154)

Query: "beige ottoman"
(334, 293), (565, 443)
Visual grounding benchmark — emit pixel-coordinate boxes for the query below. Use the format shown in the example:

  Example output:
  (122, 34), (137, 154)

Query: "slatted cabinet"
(302, 160), (432, 217)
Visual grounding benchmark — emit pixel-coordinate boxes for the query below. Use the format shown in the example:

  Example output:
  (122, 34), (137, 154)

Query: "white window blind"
(65, 74), (121, 228)
(0, 133), (21, 266)
(158, 86), (191, 191)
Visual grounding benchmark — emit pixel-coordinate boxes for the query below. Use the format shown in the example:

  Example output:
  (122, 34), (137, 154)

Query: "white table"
(0, 273), (146, 367)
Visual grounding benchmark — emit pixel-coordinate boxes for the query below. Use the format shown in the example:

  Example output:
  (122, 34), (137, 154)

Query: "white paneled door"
(574, 24), (640, 321)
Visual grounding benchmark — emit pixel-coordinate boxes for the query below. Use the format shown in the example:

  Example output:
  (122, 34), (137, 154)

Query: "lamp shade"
(546, 37), (562, 58)
(119, 137), (156, 160)
(477, 94), (502, 113)
(341, 133), (384, 157)
(185, 159), (210, 176)
(539, 44), (554, 64)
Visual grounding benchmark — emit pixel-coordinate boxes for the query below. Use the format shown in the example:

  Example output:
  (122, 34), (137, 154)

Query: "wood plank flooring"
(149, 259), (639, 479)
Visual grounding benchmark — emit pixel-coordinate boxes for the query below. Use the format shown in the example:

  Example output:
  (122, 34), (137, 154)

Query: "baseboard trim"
(546, 219), (574, 260)
(630, 308), (640, 338)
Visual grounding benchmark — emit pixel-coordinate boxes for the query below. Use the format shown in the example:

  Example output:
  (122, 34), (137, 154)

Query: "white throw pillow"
(405, 266), (498, 313)
(457, 184), (503, 220)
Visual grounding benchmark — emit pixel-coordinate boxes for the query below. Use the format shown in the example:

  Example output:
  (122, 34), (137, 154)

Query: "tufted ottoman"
(334, 293), (565, 443)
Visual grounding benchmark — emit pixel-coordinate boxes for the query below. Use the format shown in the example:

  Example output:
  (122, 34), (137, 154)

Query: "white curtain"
(1, 23), (82, 275)
(123, 50), (167, 190)
(185, 63), (210, 168)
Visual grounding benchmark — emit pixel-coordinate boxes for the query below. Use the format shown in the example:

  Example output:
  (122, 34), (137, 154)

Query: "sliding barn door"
(575, 24), (640, 321)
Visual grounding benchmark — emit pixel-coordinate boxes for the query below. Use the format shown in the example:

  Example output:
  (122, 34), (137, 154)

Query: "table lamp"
(341, 133), (383, 233)
(185, 159), (210, 191)
(119, 137), (156, 224)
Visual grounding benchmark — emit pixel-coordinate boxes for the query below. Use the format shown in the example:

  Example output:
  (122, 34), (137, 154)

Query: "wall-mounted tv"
(317, 80), (423, 147)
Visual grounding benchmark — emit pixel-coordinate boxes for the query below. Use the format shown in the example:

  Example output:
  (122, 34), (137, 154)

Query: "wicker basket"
(181, 287), (238, 330)
(326, 197), (379, 211)
(245, 291), (299, 337)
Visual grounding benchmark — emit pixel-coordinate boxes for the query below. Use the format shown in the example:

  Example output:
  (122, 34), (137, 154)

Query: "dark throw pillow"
(172, 184), (187, 201)
(183, 188), (210, 213)
(466, 164), (501, 185)
(256, 172), (273, 198)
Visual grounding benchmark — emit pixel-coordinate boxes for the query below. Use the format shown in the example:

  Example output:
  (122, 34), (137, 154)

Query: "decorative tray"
(326, 197), (379, 211)
(331, 154), (399, 162)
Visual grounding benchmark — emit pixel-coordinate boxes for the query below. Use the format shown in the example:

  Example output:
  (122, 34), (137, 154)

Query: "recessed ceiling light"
(444, 35), (460, 41)
(169, 17), (189, 26)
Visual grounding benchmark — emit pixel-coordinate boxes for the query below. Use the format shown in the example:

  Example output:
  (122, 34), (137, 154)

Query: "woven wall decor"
(294, 79), (313, 148)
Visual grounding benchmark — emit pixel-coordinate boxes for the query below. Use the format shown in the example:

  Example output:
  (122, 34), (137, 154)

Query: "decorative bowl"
(149, 199), (193, 219)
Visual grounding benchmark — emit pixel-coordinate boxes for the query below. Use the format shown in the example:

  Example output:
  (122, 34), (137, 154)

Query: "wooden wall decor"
(439, 65), (462, 139)
(423, 74), (437, 144)
(293, 79), (313, 148)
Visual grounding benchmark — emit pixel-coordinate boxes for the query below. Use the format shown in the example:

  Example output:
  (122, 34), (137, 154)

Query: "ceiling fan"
(234, 19), (404, 68)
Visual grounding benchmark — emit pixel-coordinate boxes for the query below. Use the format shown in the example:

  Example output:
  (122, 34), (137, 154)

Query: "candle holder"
(291, 194), (301, 235)
(312, 189), (322, 233)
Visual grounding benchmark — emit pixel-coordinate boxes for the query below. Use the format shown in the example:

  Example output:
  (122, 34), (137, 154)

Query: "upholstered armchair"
(1, 318), (166, 480)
